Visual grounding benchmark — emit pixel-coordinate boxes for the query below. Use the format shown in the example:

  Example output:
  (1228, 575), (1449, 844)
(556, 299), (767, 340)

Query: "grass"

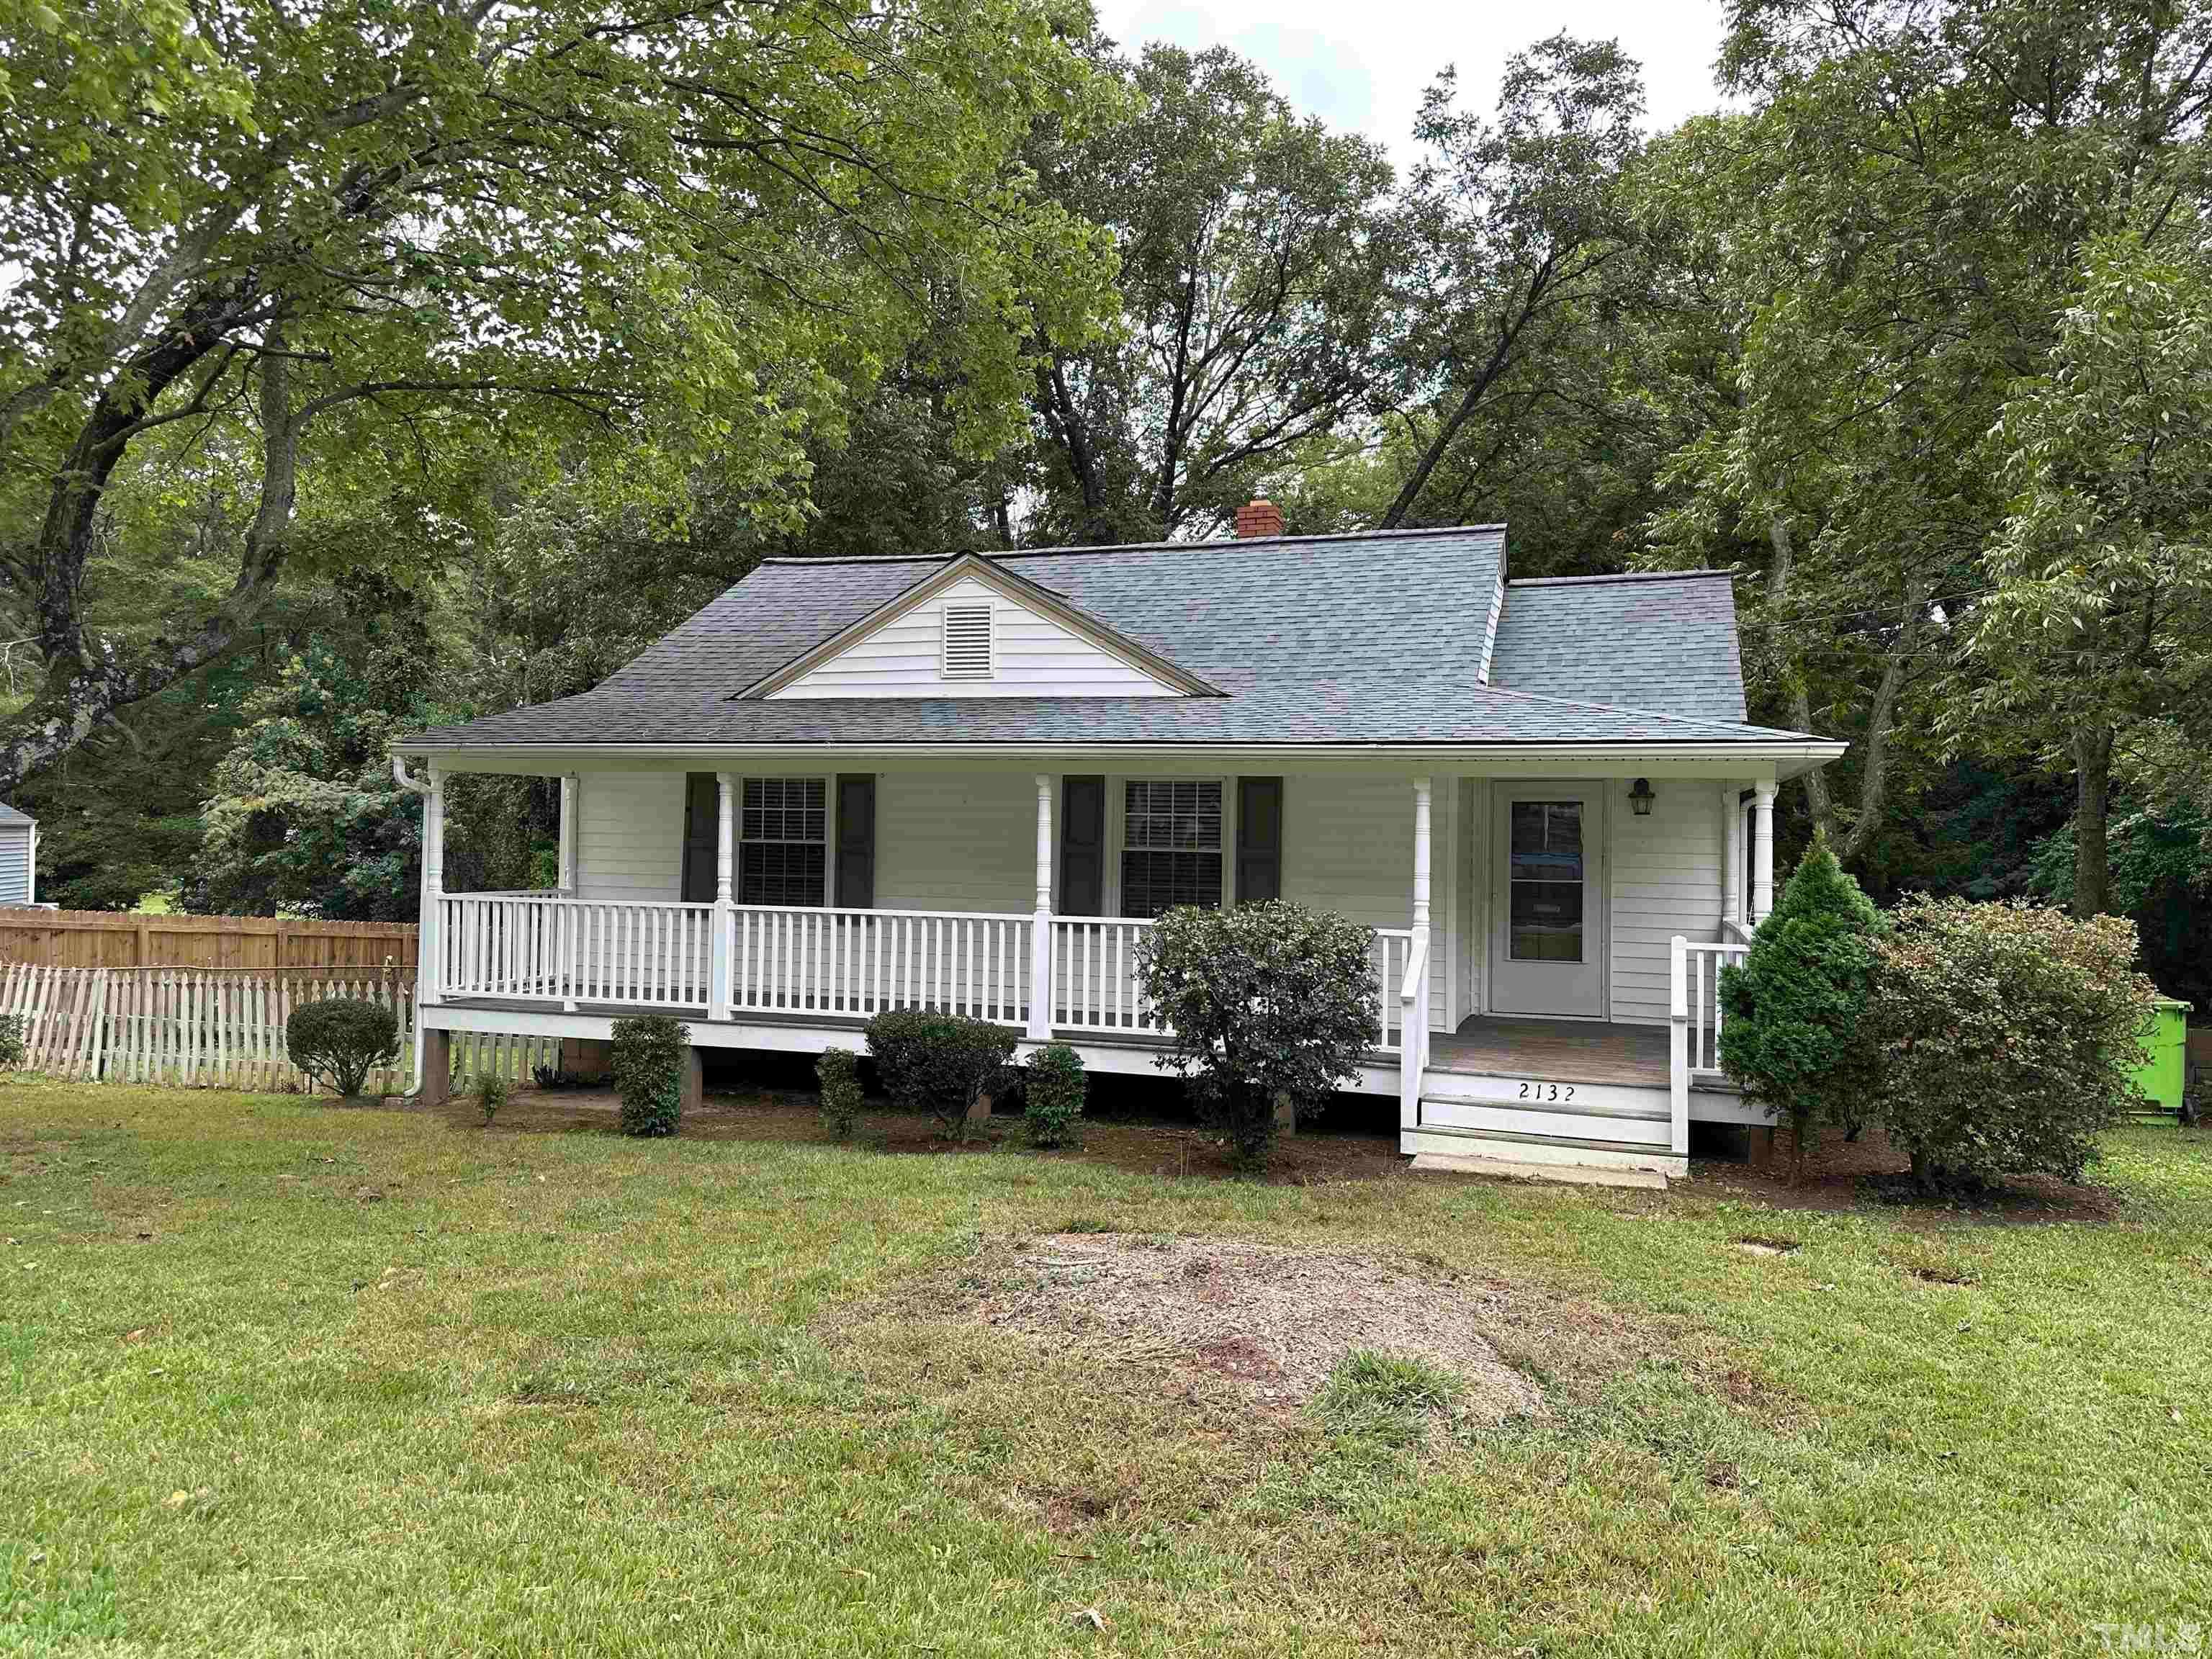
(3, 1082), (2208, 1656)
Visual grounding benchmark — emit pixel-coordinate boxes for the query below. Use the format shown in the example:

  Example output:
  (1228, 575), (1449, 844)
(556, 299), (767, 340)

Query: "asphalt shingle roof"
(0, 801), (32, 826)
(405, 527), (1809, 750)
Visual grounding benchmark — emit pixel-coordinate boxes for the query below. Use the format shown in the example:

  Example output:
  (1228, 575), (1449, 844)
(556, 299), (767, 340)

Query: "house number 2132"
(1519, 1082), (1575, 1103)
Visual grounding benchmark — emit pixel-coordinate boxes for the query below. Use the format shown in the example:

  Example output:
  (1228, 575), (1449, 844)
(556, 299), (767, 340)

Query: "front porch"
(403, 761), (1780, 1179)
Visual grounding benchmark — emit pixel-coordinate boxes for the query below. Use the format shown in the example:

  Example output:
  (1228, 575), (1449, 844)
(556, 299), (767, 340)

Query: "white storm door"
(1489, 786), (1604, 1017)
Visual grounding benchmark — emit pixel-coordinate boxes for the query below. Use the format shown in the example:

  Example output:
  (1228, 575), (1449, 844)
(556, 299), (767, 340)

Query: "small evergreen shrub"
(610, 1014), (689, 1137)
(287, 997), (400, 1097)
(863, 1007), (1016, 1141)
(0, 1012), (23, 1071)
(1718, 841), (1884, 1166)
(1022, 1042), (1087, 1148)
(1868, 898), (2154, 1189)
(473, 1072), (511, 1125)
(1135, 900), (1375, 1172)
(817, 1047), (864, 1141)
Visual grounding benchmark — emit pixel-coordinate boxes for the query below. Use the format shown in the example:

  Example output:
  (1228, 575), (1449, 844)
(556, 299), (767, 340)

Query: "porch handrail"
(1669, 934), (1753, 1158)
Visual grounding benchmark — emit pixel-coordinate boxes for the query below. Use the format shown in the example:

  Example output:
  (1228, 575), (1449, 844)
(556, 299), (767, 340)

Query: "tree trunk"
(2072, 723), (2114, 919)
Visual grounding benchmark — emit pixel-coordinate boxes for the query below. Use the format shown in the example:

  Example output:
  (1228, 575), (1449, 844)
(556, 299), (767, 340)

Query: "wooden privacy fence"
(0, 963), (554, 1094)
(0, 907), (416, 970)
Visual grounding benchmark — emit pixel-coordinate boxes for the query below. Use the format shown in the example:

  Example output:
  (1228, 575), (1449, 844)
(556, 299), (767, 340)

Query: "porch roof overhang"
(392, 735), (1848, 781)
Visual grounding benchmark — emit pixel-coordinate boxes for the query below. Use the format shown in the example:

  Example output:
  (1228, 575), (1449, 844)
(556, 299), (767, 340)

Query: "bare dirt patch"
(943, 1232), (1553, 1424)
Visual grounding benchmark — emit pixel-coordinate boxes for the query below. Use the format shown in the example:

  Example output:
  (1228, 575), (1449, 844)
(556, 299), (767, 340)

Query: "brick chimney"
(1234, 498), (1286, 539)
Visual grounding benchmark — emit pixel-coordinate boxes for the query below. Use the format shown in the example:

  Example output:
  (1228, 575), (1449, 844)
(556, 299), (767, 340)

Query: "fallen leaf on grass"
(1071, 1608), (1110, 1632)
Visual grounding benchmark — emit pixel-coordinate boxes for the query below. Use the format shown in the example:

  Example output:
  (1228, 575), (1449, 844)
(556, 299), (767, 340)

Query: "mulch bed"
(422, 1085), (2131, 1222)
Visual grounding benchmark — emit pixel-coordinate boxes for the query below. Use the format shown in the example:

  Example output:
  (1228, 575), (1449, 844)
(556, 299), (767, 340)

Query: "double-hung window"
(1120, 780), (1223, 917)
(740, 778), (827, 906)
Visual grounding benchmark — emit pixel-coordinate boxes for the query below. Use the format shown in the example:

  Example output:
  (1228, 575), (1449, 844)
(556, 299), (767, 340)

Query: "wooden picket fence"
(0, 907), (415, 970)
(0, 963), (555, 1094)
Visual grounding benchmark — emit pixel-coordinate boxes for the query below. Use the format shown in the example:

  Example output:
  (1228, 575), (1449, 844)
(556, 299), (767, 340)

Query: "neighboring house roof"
(0, 802), (32, 826)
(402, 525), (1822, 753)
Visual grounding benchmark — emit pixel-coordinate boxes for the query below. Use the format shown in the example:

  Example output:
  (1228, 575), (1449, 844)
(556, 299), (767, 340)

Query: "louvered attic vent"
(940, 603), (994, 679)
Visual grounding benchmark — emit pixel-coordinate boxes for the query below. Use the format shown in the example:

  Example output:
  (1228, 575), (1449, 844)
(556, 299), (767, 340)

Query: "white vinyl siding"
(575, 769), (684, 901)
(0, 825), (30, 906)
(1607, 778), (1724, 1024)
(1280, 774), (1447, 1033)
(872, 771), (1040, 914)
(1455, 777), (1483, 1019)
(771, 576), (1182, 698)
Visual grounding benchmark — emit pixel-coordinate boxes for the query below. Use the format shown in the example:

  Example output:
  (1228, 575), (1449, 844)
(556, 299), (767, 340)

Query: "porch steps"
(1406, 1115), (1686, 1187)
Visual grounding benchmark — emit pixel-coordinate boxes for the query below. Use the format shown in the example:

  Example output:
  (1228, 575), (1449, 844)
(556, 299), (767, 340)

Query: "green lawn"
(4, 1082), (2208, 1656)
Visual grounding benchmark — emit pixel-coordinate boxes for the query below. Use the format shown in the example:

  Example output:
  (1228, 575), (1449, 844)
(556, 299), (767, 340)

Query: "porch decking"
(1429, 1015), (1669, 1088)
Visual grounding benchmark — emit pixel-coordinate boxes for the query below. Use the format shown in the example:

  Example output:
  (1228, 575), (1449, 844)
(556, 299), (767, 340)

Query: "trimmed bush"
(1718, 841), (1884, 1165)
(1868, 897), (2154, 1189)
(286, 997), (400, 1097)
(610, 1014), (689, 1137)
(1023, 1042), (1087, 1148)
(1134, 900), (1375, 1172)
(473, 1072), (511, 1125)
(0, 1012), (23, 1071)
(863, 1007), (1016, 1142)
(817, 1047), (864, 1141)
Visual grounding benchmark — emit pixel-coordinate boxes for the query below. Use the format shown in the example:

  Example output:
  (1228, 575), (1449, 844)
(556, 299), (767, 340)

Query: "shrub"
(1134, 900), (1375, 1172)
(610, 1014), (689, 1137)
(0, 1012), (23, 1071)
(863, 1007), (1016, 1141)
(473, 1071), (511, 1125)
(1023, 1042), (1087, 1148)
(287, 997), (400, 1097)
(817, 1047), (864, 1141)
(1867, 897), (2154, 1189)
(1718, 840), (1884, 1166)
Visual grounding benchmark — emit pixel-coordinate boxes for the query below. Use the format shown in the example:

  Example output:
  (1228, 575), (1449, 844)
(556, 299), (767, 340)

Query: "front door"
(1489, 786), (1604, 1017)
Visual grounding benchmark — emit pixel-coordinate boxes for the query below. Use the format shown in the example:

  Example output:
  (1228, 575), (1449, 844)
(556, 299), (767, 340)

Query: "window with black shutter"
(740, 778), (827, 906)
(1120, 779), (1223, 917)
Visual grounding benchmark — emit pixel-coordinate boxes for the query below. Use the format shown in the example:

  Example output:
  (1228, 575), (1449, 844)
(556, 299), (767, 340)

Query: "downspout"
(392, 755), (431, 1097)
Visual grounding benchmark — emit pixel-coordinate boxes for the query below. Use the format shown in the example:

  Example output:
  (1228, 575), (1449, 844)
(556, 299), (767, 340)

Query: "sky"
(1092, 0), (1734, 166)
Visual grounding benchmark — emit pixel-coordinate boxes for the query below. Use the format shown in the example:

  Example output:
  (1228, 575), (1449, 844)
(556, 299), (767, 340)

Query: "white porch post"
(1668, 934), (1690, 1156)
(710, 771), (736, 1020)
(1401, 775), (1433, 1127)
(558, 775), (579, 891)
(558, 773), (580, 1010)
(420, 763), (445, 1007)
(1719, 782), (1743, 931)
(1750, 784), (1778, 925)
(1027, 775), (1055, 1040)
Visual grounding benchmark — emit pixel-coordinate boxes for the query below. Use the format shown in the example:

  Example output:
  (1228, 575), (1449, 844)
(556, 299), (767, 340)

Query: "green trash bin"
(2131, 998), (2189, 1114)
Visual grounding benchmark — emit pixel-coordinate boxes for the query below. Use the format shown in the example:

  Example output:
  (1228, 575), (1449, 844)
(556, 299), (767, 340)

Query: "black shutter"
(1236, 776), (1282, 904)
(836, 774), (876, 908)
(680, 773), (718, 903)
(1061, 775), (1105, 915)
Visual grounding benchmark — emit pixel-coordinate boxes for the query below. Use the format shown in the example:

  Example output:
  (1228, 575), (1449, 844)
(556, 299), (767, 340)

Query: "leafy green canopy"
(0, 0), (1118, 791)
(1717, 841), (1884, 1154)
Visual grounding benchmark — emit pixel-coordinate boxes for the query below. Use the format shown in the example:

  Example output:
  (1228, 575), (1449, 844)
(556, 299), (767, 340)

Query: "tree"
(1373, 35), (1646, 531)
(1647, 0), (2212, 867)
(1134, 900), (1375, 1172)
(0, 0), (1115, 792)
(1968, 234), (2212, 917)
(1024, 43), (1396, 543)
(1717, 841), (1885, 1169)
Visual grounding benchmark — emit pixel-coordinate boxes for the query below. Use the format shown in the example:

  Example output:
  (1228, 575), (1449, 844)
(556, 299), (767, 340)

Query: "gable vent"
(940, 603), (994, 679)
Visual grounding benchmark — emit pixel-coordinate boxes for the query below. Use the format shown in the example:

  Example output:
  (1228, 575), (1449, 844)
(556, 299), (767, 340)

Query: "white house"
(393, 506), (1843, 1182)
(0, 803), (36, 907)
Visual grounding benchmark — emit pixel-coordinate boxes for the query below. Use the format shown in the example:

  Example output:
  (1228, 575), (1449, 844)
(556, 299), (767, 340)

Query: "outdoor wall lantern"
(1629, 778), (1655, 817)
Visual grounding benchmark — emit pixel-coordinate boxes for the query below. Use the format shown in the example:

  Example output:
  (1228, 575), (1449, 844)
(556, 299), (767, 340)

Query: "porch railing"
(1668, 930), (1753, 1156)
(429, 893), (1417, 1056)
(734, 906), (1030, 1025)
(439, 894), (711, 1010)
